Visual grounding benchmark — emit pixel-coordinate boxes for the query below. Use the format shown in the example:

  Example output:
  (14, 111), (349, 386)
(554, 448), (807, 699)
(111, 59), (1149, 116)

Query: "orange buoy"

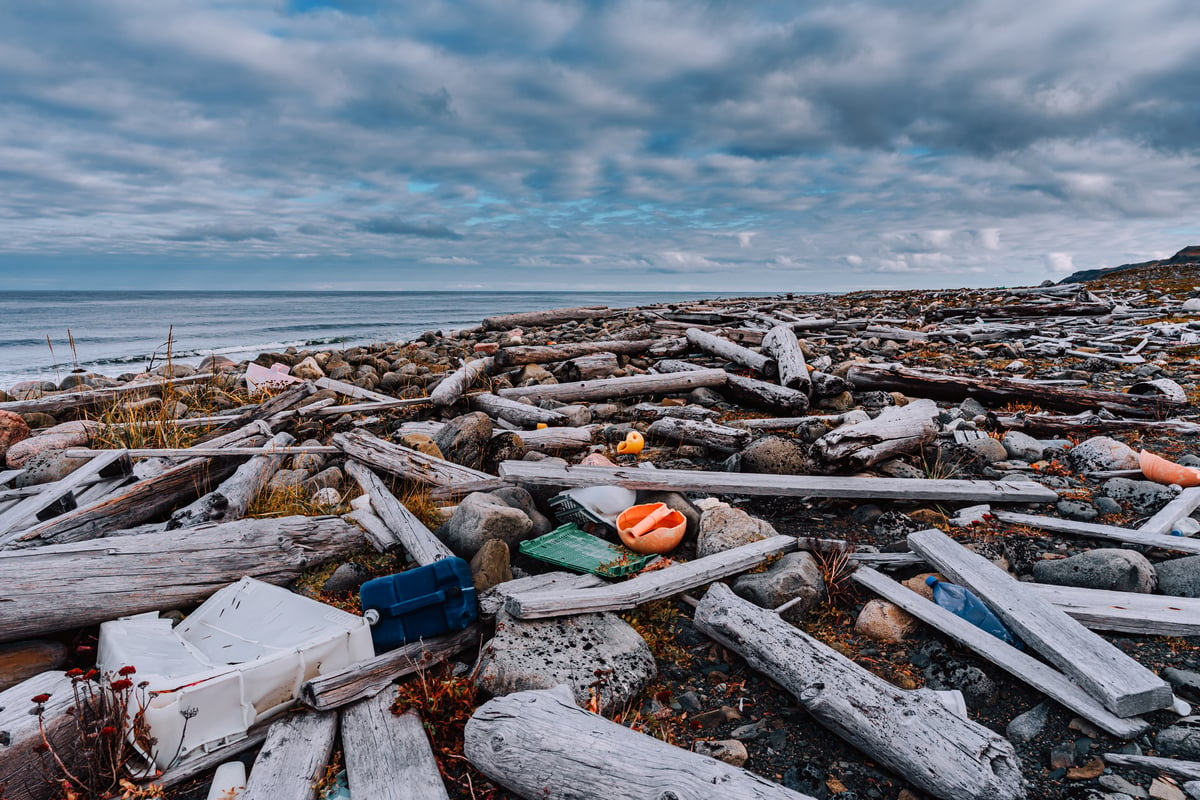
(1139, 449), (1200, 488)
(616, 502), (687, 554)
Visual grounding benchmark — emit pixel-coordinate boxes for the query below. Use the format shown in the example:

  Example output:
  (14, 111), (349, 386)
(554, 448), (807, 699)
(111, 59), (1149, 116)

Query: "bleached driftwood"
(344, 460), (452, 565)
(481, 306), (609, 330)
(342, 692), (449, 800)
(1101, 753), (1200, 782)
(694, 583), (1024, 800)
(908, 528), (1173, 717)
(498, 461), (1059, 504)
(300, 627), (479, 711)
(1139, 486), (1200, 536)
(430, 356), (493, 407)
(494, 339), (659, 367)
(335, 429), (493, 490)
(557, 352), (620, 382)
(685, 327), (776, 377)
(812, 398), (938, 470)
(0, 373), (215, 417)
(504, 536), (797, 619)
(469, 393), (569, 427)
(0, 671), (76, 800)
(762, 324), (811, 393)
(465, 686), (814, 800)
(656, 359), (809, 414)
(513, 425), (598, 453)
(497, 368), (728, 403)
(646, 417), (752, 453)
(167, 431), (295, 529)
(239, 710), (337, 800)
(1027, 582), (1200, 637)
(994, 411), (1200, 437)
(478, 572), (604, 620)
(991, 510), (1200, 555)
(852, 567), (1148, 738)
(0, 515), (364, 643)
(0, 449), (130, 540)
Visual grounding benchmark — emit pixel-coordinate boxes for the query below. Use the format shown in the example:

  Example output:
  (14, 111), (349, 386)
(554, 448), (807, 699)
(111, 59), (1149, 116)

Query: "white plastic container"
(98, 577), (373, 769)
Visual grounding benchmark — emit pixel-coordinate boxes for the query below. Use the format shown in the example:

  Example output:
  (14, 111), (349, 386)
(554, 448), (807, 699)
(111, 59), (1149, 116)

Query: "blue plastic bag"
(926, 576), (1023, 649)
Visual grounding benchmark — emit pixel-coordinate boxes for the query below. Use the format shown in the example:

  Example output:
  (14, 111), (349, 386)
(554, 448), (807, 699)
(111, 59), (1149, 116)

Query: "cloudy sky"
(2, 0), (1199, 292)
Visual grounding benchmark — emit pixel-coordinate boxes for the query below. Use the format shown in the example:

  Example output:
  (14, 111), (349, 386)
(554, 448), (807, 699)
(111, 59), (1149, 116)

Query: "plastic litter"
(519, 523), (657, 577)
(205, 761), (246, 800)
(616, 431), (645, 455)
(615, 502), (687, 555)
(359, 557), (478, 652)
(926, 576), (1023, 649)
(548, 485), (638, 533)
(318, 769), (351, 799)
(1171, 518), (1200, 537)
(1139, 449), (1200, 488)
(97, 577), (373, 769)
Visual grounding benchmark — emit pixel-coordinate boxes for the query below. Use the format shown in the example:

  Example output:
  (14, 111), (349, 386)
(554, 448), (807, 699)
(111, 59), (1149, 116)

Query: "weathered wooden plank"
(309, 396), (434, 415)
(469, 392), (569, 427)
(342, 692), (449, 800)
(430, 356), (493, 407)
(0, 450), (129, 538)
(994, 412), (1200, 437)
(685, 327), (776, 377)
(496, 368), (728, 403)
(1101, 753), (1200, 782)
(239, 710), (338, 800)
(0, 671), (76, 800)
(0, 516), (364, 643)
(505, 536), (798, 619)
(694, 583), (1024, 800)
(1027, 582), (1200, 637)
(907, 528), (1173, 717)
(63, 445), (336, 458)
(992, 510), (1200, 555)
(1139, 486), (1200, 536)
(646, 416), (752, 453)
(335, 429), (492, 489)
(0, 373), (215, 416)
(300, 627), (479, 711)
(344, 460), (452, 565)
(498, 461), (1060, 503)
(852, 567), (1148, 738)
(465, 686), (815, 800)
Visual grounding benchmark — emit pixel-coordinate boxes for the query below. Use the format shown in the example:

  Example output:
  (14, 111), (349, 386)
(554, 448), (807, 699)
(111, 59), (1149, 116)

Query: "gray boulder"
(1155, 719), (1200, 760)
(323, 562), (371, 593)
(1031, 549), (1156, 593)
(1067, 436), (1139, 473)
(1102, 477), (1178, 515)
(1006, 701), (1053, 744)
(1055, 499), (1099, 522)
(475, 611), (656, 714)
(469, 538), (512, 593)
(1002, 431), (1044, 463)
(961, 435), (1007, 464)
(738, 435), (807, 475)
(696, 506), (777, 558)
(433, 411), (493, 470)
(733, 552), (825, 623)
(489, 485), (554, 535)
(1156, 555), (1200, 598)
(438, 491), (532, 558)
(11, 449), (91, 488)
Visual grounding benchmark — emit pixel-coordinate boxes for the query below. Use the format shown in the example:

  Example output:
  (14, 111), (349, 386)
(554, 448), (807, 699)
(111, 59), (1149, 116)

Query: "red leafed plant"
(32, 666), (163, 800)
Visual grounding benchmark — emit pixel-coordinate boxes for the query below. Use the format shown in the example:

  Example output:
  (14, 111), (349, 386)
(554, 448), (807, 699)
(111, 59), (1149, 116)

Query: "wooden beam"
(907, 528), (1173, 717)
(992, 510), (1200, 555)
(300, 627), (479, 712)
(498, 461), (1060, 504)
(64, 445), (337, 458)
(0, 515), (364, 643)
(1027, 582), (1200, 637)
(504, 536), (798, 619)
(0, 373), (215, 416)
(344, 460), (452, 565)
(694, 583), (1024, 800)
(335, 429), (492, 489)
(852, 567), (1148, 738)
(240, 711), (338, 800)
(1139, 486), (1200, 536)
(496, 368), (728, 403)
(465, 686), (815, 800)
(1101, 753), (1200, 782)
(342, 692), (450, 800)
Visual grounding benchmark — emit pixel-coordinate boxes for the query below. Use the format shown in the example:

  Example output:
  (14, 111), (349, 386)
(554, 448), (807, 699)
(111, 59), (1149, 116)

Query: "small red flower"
(65, 668), (84, 678)
(109, 679), (134, 692)
(31, 693), (51, 704)
(84, 669), (99, 680)
(99, 726), (118, 737)
(118, 665), (137, 676)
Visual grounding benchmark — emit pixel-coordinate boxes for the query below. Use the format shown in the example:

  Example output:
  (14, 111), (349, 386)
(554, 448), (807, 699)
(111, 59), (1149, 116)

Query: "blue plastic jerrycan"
(926, 576), (1023, 649)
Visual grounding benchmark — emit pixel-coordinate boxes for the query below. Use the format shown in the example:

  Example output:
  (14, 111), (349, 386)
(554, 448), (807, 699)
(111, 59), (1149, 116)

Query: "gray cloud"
(0, 1), (1199, 290)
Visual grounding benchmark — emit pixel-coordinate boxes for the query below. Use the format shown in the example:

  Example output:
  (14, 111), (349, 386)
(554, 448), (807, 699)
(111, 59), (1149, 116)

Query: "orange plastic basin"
(616, 502), (687, 555)
(1139, 449), (1200, 488)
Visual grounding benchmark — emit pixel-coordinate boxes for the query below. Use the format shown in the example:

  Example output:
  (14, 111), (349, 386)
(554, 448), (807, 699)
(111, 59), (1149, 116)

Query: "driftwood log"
(991, 510), (1200, 555)
(497, 368), (728, 403)
(812, 398), (938, 470)
(344, 460), (452, 565)
(908, 528), (1173, 716)
(336, 429), (493, 490)
(465, 686), (815, 800)
(685, 327), (776, 377)
(656, 359), (809, 414)
(481, 305), (609, 330)
(494, 339), (659, 368)
(342, 692), (449, 800)
(166, 431), (295, 529)
(0, 515), (364, 642)
(646, 416), (752, 453)
(469, 393), (568, 427)
(694, 583), (1025, 800)
(0, 373), (214, 417)
(846, 364), (1188, 417)
(556, 352), (620, 382)
(300, 627), (479, 711)
(993, 412), (1200, 437)
(0, 671), (76, 800)
(0, 450), (130, 540)
(239, 710), (338, 800)
(430, 356), (493, 407)
(762, 324), (810, 393)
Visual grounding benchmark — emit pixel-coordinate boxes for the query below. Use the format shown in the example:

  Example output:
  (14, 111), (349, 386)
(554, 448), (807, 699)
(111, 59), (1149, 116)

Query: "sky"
(2, 1), (1200, 292)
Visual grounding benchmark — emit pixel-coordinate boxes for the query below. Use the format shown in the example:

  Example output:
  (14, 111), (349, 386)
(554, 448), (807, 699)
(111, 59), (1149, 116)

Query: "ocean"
(0, 290), (729, 389)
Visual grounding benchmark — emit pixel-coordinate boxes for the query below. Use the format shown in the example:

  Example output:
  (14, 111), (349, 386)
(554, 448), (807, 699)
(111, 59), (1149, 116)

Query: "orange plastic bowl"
(1139, 449), (1200, 488)
(616, 502), (687, 555)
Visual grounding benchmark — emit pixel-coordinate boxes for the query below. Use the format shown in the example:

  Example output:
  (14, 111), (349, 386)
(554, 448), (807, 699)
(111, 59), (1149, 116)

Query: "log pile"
(2, 267), (1200, 799)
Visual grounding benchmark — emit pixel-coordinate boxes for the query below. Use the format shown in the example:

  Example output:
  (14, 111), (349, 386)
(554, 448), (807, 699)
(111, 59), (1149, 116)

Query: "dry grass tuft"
(400, 483), (449, 531)
(246, 484), (355, 519)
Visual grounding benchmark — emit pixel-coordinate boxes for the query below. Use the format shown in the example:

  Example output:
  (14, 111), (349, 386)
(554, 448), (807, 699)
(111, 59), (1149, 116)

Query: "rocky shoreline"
(2, 256), (1200, 800)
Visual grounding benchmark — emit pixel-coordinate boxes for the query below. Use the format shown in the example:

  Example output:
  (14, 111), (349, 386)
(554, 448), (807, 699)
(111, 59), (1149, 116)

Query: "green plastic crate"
(518, 524), (657, 578)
